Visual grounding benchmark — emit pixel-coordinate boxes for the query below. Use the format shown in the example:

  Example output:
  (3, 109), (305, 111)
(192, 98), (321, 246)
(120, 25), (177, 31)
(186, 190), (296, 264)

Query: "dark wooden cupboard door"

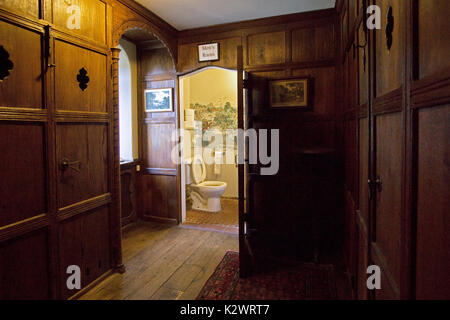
(238, 47), (293, 276)
(370, 0), (406, 300)
(0, 0), (117, 299)
(414, 0), (450, 300)
(53, 34), (112, 298)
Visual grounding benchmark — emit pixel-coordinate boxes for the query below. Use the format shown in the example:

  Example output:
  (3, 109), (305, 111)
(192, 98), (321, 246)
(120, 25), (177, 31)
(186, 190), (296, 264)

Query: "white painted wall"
(205, 151), (239, 198)
(118, 39), (139, 161)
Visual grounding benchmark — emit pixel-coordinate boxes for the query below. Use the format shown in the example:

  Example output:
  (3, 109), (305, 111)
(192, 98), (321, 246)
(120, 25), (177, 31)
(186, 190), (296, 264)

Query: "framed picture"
(269, 77), (312, 110)
(198, 43), (220, 62)
(144, 88), (173, 112)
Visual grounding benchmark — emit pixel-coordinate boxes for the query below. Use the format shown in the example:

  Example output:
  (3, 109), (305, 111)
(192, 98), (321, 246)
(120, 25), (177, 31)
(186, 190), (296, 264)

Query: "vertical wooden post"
(111, 47), (125, 274)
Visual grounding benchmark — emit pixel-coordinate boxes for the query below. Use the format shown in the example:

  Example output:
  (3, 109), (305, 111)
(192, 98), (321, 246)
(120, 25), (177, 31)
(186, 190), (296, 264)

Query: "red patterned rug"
(197, 251), (337, 300)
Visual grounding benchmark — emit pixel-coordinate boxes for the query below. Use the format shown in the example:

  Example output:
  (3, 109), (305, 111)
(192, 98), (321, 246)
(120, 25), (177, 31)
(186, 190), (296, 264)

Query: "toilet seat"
(191, 155), (206, 184)
(197, 181), (226, 188)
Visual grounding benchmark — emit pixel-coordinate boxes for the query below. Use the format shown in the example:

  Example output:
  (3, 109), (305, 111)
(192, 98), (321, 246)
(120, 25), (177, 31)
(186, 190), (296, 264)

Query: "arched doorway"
(112, 25), (180, 230)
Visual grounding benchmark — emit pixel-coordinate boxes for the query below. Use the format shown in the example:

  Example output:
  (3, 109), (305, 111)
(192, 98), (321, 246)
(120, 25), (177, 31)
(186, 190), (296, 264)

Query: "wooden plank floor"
(80, 222), (238, 300)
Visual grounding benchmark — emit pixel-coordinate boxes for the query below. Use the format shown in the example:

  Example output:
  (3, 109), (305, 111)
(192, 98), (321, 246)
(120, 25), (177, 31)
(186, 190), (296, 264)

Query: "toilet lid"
(191, 155), (206, 184)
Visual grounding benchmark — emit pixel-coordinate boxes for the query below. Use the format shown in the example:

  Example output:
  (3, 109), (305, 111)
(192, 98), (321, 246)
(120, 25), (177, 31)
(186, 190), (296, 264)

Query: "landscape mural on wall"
(190, 100), (237, 142)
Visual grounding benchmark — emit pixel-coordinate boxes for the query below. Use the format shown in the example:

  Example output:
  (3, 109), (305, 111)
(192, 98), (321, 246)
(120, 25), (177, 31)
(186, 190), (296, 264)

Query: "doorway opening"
(179, 67), (239, 234)
(116, 27), (177, 227)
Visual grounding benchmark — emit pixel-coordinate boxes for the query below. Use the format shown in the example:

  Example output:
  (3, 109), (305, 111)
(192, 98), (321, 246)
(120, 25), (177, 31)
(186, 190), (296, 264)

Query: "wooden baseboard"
(142, 215), (178, 225)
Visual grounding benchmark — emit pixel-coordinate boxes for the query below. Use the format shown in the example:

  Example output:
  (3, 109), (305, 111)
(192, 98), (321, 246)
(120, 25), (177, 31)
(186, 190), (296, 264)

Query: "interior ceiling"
(135, 0), (336, 30)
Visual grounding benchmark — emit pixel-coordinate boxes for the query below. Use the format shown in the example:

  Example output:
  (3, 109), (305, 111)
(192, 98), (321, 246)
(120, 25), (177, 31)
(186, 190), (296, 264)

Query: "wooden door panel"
(0, 229), (50, 299)
(248, 31), (286, 66)
(56, 123), (108, 208)
(121, 167), (137, 226)
(82, 206), (110, 286)
(0, 20), (43, 109)
(0, 122), (47, 227)
(54, 40), (107, 112)
(58, 215), (83, 299)
(375, 0), (405, 97)
(375, 272), (397, 300)
(374, 112), (402, 294)
(0, 0), (39, 19)
(143, 121), (177, 170)
(359, 118), (369, 223)
(58, 206), (110, 299)
(292, 25), (335, 63)
(417, 0), (450, 79)
(52, 0), (107, 44)
(416, 105), (450, 299)
(139, 175), (178, 223)
(356, 227), (368, 300)
(250, 178), (289, 237)
(292, 67), (335, 115)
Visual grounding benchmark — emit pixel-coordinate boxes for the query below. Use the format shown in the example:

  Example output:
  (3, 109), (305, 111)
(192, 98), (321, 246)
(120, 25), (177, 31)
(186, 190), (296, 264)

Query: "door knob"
(375, 176), (382, 192)
(368, 175), (382, 199)
(61, 158), (81, 172)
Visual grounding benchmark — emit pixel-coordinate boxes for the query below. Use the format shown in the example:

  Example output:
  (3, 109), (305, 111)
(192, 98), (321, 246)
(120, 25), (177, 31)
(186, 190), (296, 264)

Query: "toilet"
(186, 155), (227, 212)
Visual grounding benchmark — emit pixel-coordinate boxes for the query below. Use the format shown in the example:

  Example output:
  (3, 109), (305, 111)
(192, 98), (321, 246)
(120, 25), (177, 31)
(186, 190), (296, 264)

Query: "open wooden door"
(238, 46), (287, 277)
(237, 45), (250, 277)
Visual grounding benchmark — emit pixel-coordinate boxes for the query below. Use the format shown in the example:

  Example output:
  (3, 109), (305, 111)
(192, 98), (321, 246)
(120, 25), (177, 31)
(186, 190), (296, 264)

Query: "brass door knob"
(61, 158), (81, 172)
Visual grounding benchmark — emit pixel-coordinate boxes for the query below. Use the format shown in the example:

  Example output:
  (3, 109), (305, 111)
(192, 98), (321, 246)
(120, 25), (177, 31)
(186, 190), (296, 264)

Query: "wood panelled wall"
(338, 0), (449, 300)
(0, 0), (178, 299)
(178, 9), (337, 74)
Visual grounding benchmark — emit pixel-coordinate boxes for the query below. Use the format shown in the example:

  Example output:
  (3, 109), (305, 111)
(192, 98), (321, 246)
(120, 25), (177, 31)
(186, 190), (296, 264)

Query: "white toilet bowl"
(187, 156), (227, 212)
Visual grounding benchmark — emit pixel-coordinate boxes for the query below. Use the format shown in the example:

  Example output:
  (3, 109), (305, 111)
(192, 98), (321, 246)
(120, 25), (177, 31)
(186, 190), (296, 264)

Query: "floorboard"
(80, 222), (239, 300)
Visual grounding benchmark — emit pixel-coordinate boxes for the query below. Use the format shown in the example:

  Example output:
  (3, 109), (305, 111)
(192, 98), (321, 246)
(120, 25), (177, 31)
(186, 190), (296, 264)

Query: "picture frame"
(268, 77), (313, 110)
(144, 88), (173, 113)
(198, 42), (220, 62)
